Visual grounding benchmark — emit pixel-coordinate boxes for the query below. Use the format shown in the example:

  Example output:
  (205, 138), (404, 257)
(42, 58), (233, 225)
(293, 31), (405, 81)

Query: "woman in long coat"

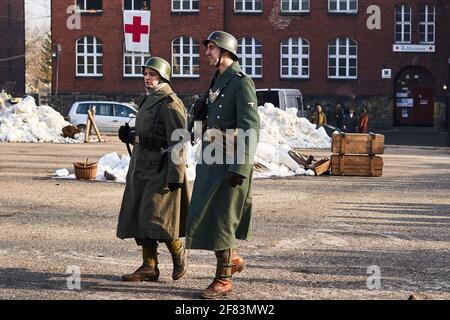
(117, 57), (190, 282)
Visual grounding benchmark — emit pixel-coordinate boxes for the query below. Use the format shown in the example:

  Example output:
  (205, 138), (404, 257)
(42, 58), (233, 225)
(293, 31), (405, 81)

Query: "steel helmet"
(203, 31), (238, 61)
(142, 57), (171, 82)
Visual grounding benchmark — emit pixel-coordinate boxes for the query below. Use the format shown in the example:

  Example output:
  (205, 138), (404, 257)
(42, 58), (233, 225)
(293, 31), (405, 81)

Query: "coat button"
(219, 105), (222, 108)
(221, 94), (224, 97)
(217, 116), (220, 119)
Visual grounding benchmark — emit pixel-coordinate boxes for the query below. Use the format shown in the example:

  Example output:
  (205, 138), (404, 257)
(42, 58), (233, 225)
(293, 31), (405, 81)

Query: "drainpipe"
(223, 0), (228, 32)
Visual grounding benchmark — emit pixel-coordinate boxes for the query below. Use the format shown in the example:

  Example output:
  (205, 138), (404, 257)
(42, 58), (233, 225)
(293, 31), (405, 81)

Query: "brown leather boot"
(231, 255), (245, 275)
(171, 245), (187, 280)
(121, 264), (160, 282)
(201, 279), (232, 299)
(201, 249), (233, 299)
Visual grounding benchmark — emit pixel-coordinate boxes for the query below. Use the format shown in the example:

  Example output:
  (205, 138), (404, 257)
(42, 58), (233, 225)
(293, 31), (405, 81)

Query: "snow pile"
(0, 96), (82, 143)
(258, 103), (331, 149)
(96, 152), (131, 183)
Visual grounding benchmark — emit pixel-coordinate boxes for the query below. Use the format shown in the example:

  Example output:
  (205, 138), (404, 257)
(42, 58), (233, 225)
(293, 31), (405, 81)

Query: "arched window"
(76, 36), (103, 76)
(395, 4), (412, 43)
(328, 37), (357, 79)
(237, 37), (262, 78)
(172, 36), (200, 77)
(123, 41), (151, 77)
(280, 37), (309, 78)
(419, 4), (435, 44)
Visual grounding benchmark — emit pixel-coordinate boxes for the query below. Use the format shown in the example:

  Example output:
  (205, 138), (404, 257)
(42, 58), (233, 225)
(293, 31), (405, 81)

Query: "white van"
(68, 101), (137, 133)
(256, 88), (305, 117)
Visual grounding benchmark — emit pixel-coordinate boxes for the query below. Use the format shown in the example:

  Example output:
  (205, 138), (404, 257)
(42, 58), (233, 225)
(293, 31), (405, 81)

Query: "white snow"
(53, 103), (331, 182)
(0, 96), (82, 143)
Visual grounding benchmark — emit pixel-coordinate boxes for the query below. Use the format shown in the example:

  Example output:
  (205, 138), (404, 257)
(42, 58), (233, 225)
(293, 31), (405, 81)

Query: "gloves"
(226, 172), (245, 188)
(168, 182), (183, 192)
(118, 123), (135, 144)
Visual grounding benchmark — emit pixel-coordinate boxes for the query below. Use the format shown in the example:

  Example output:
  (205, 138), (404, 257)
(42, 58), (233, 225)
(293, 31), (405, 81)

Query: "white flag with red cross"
(123, 10), (150, 53)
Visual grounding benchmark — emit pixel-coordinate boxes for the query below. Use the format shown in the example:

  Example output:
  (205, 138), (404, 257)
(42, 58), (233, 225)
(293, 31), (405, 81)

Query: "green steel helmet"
(142, 57), (171, 82)
(203, 31), (238, 61)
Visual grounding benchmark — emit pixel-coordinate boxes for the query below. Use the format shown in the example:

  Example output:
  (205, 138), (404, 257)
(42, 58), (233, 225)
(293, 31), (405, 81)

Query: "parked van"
(256, 88), (305, 117)
(68, 101), (137, 133)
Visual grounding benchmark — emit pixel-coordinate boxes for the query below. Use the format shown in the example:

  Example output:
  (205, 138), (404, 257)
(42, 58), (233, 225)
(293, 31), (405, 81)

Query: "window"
(76, 36), (103, 76)
(280, 0), (309, 13)
(280, 37), (310, 78)
(172, 36), (200, 77)
(328, 37), (357, 79)
(76, 103), (90, 114)
(237, 37), (262, 78)
(395, 5), (411, 43)
(124, 0), (150, 10)
(123, 42), (151, 77)
(76, 0), (102, 11)
(94, 103), (113, 116)
(114, 104), (135, 117)
(328, 0), (357, 13)
(172, 0), (199, 12)
(235, 0), (262, 13)
(419, 5), (435, 44)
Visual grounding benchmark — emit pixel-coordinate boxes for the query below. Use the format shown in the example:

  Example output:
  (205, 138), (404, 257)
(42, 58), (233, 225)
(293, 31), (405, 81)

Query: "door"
(413, 88), (434, 126)
(394, 66), (434, 127)
(90, 103), (115, 132)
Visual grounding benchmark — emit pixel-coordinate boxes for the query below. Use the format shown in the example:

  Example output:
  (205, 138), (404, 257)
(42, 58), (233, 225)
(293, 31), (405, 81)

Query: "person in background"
(358, 106), (369, 133)
(310, 103), (327, 127)
(331, 103), (344, 130)
(343, 106), (358, 133)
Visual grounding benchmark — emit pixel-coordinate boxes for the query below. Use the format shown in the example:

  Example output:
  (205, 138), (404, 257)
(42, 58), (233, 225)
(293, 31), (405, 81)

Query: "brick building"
(0, 0), (25, 95)
(51, 0), (450, 129)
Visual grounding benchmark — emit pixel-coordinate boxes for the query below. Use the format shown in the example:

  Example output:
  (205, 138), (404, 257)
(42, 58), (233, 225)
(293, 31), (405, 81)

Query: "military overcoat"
(117, 84), (190, 241)
(186, 62), (260, 251)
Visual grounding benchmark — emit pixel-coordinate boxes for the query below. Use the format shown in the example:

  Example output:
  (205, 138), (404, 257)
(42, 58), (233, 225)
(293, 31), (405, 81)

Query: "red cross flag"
(124, 10), (150, 53)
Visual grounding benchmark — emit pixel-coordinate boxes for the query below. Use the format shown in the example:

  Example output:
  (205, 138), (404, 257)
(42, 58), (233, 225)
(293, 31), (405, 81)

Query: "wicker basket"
(73, 162), (98, 180)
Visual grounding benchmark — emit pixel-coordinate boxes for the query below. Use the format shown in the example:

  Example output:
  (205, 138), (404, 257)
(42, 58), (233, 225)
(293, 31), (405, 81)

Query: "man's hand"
(168, 182), (183, 192)
(226, 172), (245, 188)
(118, 123), (135, 144)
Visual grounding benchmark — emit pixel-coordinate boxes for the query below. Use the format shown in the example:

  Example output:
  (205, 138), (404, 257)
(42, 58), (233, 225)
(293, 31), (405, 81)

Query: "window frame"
(171, 36), (200, 78)
(76, 36), (103, 77)
(171, 0), (199, 12)
(327, 37), (358, 80)
(123, 0), (150, 11)
(328, 0), (358, 14)
(237, 37), (263, 79)
(280, 37), (310, 79)
(280, 0), (310, 13)
(419, 4), (435, 44)
(76, 0), (103, 12)
(123, 41), (151, 78)
(234, 0), (263, 13)
(395, 4), (412, 44)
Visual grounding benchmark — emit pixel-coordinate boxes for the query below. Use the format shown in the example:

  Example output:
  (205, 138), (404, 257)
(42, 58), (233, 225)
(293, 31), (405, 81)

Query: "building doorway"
(394, 66), (434, 126)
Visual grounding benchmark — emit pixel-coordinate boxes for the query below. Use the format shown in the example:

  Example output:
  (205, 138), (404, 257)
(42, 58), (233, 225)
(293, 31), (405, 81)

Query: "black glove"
(226, 172), (245, 188)
(168, 182), (183, 192)
(118, 123), (135, 144)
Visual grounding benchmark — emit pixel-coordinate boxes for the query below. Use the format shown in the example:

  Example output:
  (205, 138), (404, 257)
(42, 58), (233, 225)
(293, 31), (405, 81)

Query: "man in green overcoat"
(117, 57), (190, 282)
(186, 31), (260, 299)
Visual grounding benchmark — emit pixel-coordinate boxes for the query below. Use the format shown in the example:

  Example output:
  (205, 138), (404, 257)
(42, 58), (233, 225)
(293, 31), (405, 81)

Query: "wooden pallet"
(331, 155), (383, 177)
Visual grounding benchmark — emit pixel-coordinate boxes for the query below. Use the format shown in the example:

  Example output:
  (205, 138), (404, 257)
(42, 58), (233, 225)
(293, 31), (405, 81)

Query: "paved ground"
(0, 137), (449, 300)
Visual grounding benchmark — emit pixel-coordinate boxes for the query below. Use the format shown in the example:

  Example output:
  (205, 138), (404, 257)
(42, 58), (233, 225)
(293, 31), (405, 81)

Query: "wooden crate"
(331, 155), (383, 177)
(308, 158), (331, 176)
(332, 133), (385, 155)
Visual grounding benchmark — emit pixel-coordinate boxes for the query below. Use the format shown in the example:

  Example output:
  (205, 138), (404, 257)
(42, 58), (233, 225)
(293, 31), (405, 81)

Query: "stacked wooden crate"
(331, 133), (385, 177)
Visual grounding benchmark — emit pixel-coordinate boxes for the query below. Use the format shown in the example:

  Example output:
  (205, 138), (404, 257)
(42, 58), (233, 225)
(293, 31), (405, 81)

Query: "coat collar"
(212, 61), (241, 89)
(142, 83), (173, 108)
